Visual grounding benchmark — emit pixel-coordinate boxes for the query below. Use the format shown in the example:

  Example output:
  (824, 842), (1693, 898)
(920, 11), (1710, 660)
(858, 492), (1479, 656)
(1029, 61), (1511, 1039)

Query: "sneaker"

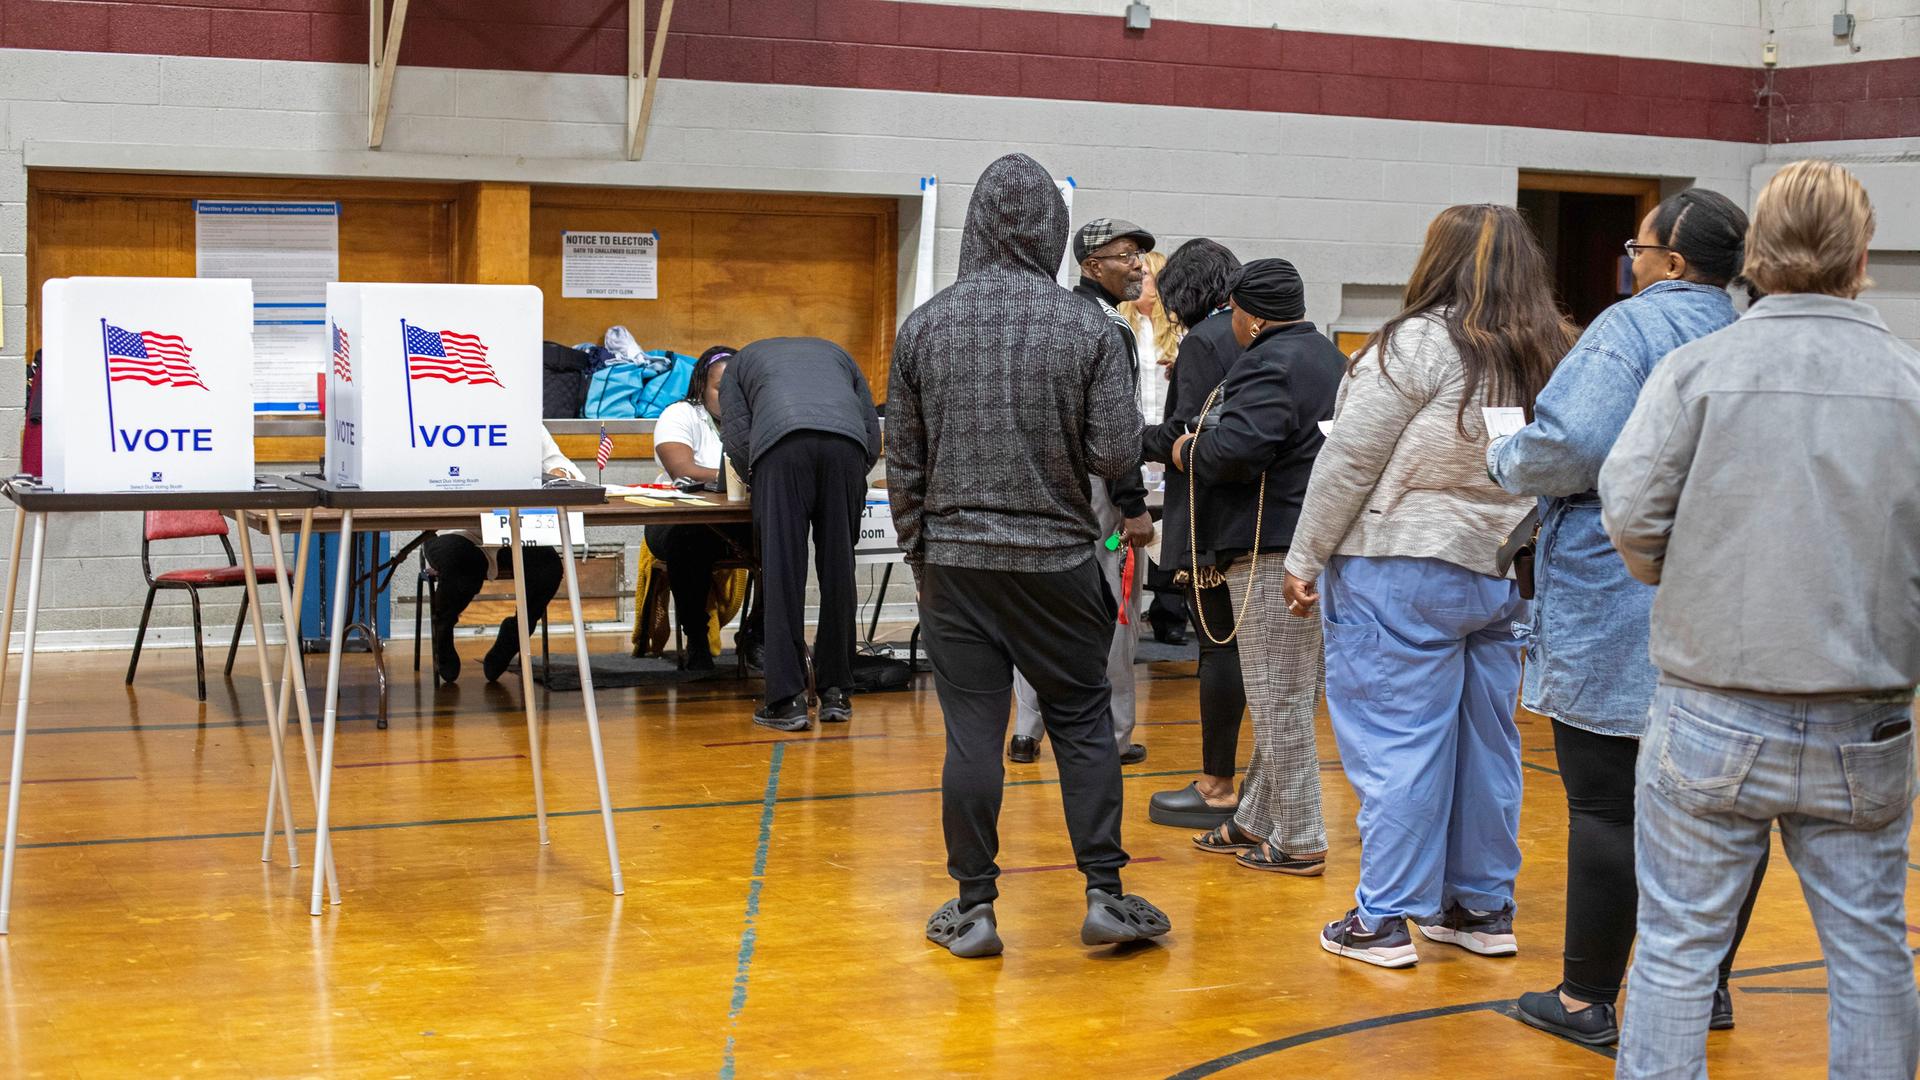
(1414, 902), (1517, 957)
(1119, 743), (1148, 765)
(1320, 909), (1418, 969)
(752, 695), (811, 732)
(817, 687), (852, 724)
(1516, 988), (1619, 1046)
(481, 617), (522, 683)
(1081, 889), (1172, 946)
(1008, 735), (1039, 763)
(926, 899), (1003, 958)
(1711, 985), (1735, 1031)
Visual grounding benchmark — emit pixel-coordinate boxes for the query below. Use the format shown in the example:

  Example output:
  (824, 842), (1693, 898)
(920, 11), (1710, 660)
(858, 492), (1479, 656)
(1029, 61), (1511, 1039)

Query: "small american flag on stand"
(331, 322), (352, 382)
(104, 323), (207, 390)
(403, 323), (502, 386)
(595, 423), (613, 476)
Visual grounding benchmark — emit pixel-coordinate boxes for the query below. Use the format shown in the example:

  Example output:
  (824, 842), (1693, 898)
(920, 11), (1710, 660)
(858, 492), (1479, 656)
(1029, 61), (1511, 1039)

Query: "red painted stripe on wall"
(3, 0), (1916, 142)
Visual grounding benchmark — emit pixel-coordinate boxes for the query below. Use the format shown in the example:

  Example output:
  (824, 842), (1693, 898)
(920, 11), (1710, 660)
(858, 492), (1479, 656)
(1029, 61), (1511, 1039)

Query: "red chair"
(126, 510), (277, 701)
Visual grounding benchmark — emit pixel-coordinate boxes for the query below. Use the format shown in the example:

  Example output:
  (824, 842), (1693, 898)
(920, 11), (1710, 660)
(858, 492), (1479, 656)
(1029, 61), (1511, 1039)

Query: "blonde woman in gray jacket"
(1282, 205), (1574, 969)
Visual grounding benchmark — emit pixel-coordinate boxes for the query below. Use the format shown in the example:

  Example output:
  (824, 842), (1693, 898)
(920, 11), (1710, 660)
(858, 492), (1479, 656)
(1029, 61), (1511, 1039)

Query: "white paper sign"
(1317, 420), (1335, 437)
(41, 277), (256, 493)
(561, 231), (659, 299)
(1055, 178), (1076, 288)
(479, 508), (585, 548)
(325, 283), (544, 491)
(857, 490), (898, 553)
(1482, 407), (1529, 439)
(194, 201), (339, 414)
(913, 177), (939, 309)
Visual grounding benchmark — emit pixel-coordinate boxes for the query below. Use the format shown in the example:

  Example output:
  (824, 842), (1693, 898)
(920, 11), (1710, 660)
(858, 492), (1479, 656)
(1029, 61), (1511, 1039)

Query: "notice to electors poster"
(195, 201), (340, 413)
(561, 230), (659, 300)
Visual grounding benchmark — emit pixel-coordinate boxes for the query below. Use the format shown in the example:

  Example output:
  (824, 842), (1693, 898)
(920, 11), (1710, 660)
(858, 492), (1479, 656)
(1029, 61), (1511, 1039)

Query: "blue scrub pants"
(1320, 555), (1528, 926)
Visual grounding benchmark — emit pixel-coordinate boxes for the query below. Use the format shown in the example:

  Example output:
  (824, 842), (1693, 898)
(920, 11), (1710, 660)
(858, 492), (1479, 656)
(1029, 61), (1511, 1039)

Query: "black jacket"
(719, 336), (880, 479)
(1142, 309), (1241, 570)
(1185, 322), (1346, 560)
(1073, 277), (1150, 520)
(886, 154), (1141, 574)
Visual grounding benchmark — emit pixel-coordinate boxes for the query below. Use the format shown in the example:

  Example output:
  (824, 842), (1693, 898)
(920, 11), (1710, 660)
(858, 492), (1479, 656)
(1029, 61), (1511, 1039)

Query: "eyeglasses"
(1623, 240), (1673, 257)
(1088, 250), (1145, 266)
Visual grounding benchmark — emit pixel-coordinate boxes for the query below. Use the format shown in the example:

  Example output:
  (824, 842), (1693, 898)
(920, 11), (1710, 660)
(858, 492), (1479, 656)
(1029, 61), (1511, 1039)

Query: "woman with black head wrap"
(1488, 187), (1766, 1044)
(1165, 258), (1348, 876)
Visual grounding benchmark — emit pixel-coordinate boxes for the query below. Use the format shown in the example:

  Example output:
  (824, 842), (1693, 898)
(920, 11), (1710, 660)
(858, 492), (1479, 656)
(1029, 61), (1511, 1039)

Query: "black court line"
(1522, 761), (1561, 776)
(11, 767), (1206, 852)
(1740, 986), (1829, 995)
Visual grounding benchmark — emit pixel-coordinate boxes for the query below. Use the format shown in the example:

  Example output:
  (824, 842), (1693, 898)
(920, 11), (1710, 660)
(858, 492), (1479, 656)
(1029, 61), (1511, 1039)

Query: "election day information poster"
(561, 230), (660, 299)
(195, 201), (341, 413)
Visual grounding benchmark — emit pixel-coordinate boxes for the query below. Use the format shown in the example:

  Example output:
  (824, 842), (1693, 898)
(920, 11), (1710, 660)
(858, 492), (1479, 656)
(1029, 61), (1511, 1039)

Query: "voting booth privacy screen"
(326, 284), (543, 491)
(40, 276), (256, 493)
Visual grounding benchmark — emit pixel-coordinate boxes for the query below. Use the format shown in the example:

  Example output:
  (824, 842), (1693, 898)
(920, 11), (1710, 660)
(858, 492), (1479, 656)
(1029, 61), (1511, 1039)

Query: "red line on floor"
(0, 775), (137, 786)
(1003, 856), (1167, 876)
(335, 754), (527, 770)
(701, 734), (889, 748)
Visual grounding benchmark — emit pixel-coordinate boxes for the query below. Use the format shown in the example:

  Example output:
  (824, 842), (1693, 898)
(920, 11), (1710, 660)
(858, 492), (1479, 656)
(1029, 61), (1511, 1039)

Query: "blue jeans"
(1619, 683), (1920, 1080)
(1321, 555), (1528, 925)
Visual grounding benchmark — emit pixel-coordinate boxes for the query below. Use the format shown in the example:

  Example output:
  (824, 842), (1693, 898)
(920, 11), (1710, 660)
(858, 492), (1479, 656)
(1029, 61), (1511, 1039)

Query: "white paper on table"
(479, 508), (586, 548)
(1482, 407), (1528, 439)
(1317, 420), (1334, 437)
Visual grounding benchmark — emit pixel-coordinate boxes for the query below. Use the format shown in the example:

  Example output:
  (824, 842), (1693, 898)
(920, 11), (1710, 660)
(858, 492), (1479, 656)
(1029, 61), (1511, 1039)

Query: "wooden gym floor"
(0, 636), (1911, 1078)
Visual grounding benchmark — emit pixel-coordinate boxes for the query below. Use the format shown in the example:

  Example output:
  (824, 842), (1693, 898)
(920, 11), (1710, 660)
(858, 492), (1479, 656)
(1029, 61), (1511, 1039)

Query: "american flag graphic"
(103, 323), (207, 390)
(595, 424), (613, 472)
(331, 322), (352, 383)
(403, 323), (502, 387)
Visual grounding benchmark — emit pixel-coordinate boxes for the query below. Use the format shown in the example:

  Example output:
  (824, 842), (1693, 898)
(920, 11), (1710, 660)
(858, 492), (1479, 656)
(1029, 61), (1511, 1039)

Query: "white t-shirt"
(652, 399), (723, 482)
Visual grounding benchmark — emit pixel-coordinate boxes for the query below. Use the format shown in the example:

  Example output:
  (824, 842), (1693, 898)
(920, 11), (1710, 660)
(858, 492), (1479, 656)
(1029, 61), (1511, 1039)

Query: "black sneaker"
(1320, 908), (1418, 969)
(1711, 985), (1735, 1031)
(1119, 743), (1148, 765)
(1008, 735), (1039, 763)
(752, 695), (811, 732)
(1414, 902), (1517, 957)
(817, 687), (852, 724)
(430, 610), (462, 685)
(1516, 988), (1619, 1046)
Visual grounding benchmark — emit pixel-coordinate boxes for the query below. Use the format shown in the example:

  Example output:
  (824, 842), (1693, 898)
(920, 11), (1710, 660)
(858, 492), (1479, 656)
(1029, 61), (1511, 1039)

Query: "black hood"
(957, 153), (1067, 281)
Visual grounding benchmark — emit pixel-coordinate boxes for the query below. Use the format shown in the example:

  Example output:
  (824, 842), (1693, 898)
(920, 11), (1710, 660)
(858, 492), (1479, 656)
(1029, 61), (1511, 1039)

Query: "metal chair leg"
(413, 569), (424, 673)
(225, 588), (248, 676)
(126, 586), (158, 685)
(188, 586), (207, 701)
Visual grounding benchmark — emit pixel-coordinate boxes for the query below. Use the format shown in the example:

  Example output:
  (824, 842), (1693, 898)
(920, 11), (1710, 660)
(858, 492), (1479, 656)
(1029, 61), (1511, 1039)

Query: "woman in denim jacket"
(1488, 189), (1768, 1045)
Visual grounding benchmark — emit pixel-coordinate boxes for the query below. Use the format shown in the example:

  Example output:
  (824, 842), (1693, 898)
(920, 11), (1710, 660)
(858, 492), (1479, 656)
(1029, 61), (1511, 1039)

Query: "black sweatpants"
(645, 522), (755, 659)
(1554, 718), (1771, 1004)
(1191, 577), (1246, 778)
(921, 559), (1129, 907)
(424, 533), (562, 642)
(752, 431), (866, 706)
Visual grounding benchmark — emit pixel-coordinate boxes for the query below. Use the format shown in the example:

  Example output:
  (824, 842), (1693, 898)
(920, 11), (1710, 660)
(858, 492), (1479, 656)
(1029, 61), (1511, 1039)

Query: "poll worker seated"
(719, 336), (882, 732)
(425, 426), (584, 684)
(645, 346), (762, 671)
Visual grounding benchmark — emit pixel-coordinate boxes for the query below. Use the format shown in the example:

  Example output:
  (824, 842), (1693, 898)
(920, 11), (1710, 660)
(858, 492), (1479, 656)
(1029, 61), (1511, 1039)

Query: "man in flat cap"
(1006, 218), (1158, 769)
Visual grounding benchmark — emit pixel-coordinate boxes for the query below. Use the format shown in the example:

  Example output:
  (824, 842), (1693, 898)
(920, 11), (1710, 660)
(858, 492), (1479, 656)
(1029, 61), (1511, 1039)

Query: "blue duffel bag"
(584, 350), (694, 419)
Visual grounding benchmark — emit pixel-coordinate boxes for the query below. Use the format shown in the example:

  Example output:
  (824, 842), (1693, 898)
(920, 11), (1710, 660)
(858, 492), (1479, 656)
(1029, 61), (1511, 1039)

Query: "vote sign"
(326, 284), (542, 491)
(40, 277), (255, 493)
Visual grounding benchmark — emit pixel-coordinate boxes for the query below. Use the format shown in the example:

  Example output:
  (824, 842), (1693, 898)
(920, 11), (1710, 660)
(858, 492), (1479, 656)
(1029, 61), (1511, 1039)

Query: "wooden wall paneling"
(529, 205), (699, 350)
(456, 181), (532, 285)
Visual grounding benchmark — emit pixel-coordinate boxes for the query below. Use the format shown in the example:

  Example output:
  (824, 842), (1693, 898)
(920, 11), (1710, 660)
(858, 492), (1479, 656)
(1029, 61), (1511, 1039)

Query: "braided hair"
(1651, 188), (1748, 287)
(687, 345), (737, 404)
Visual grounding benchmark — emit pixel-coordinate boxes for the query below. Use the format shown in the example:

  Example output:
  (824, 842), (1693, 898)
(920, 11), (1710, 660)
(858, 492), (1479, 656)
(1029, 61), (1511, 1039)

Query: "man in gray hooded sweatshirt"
(889, 153), (1171, 958)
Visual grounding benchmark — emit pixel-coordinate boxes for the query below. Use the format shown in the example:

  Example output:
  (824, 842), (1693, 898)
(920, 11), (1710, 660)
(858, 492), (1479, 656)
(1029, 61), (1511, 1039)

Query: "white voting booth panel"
(40, 277), (255, 493)
(326, 284), (542, 491)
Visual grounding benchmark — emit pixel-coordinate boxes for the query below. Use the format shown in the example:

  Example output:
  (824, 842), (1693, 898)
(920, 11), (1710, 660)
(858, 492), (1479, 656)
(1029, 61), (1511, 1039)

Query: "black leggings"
(1554, 719), (1771, 1004)
(1191, 577), (1245, 779)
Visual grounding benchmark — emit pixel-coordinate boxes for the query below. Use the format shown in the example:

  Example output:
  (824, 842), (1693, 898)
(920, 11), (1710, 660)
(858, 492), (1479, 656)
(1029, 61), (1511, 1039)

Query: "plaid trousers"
(1224, 555), (1327, 854)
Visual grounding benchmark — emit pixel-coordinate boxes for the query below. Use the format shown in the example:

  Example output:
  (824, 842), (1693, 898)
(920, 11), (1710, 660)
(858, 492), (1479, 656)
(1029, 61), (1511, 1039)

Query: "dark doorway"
(1517, 172), (1661, 328)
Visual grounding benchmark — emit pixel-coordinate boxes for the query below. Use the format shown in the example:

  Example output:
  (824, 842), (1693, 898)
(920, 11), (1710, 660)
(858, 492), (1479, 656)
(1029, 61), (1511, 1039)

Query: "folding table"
(0, 476), (322, 934)
(289, 477), (624, 916)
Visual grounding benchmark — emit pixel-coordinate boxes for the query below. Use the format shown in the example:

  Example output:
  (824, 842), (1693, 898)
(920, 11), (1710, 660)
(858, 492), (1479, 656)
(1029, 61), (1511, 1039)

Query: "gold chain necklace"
(1185, 381), (1267, 646)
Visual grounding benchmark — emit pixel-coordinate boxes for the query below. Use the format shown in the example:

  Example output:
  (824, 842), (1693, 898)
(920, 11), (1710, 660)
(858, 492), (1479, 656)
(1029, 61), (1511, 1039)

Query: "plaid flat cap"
(1073, 217), (1156, 264)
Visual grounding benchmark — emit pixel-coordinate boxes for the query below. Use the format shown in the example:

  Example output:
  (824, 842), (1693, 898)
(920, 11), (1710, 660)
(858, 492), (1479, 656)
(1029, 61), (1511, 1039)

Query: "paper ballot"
(1482, 407), (1528, 439)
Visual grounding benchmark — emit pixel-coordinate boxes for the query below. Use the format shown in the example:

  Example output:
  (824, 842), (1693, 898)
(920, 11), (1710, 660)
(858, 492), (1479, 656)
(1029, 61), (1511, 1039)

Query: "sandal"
(1192, 821), (1261, 855)
(1081, 889), (1172, 946)
(1235, 842), (1326, 877)
(925, 899), (1003, 958)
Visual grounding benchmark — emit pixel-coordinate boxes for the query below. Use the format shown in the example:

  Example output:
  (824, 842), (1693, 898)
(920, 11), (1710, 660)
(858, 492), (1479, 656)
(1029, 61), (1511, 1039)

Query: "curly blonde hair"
(1119, 250), (1181, 361)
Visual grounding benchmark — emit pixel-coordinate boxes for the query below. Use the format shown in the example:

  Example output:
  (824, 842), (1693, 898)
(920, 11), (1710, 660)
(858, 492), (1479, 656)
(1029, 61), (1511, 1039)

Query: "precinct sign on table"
(325, 283), (542, 492)
(39, 276), (256, 493)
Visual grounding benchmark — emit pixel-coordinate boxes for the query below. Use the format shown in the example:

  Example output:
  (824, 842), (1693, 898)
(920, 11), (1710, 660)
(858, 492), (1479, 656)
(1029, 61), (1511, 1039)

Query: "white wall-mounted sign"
(41, 277), (256, 493)
(325, 283), (544, 492)
(194, 201), (339, 414)
(561, 230), (659, 300)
